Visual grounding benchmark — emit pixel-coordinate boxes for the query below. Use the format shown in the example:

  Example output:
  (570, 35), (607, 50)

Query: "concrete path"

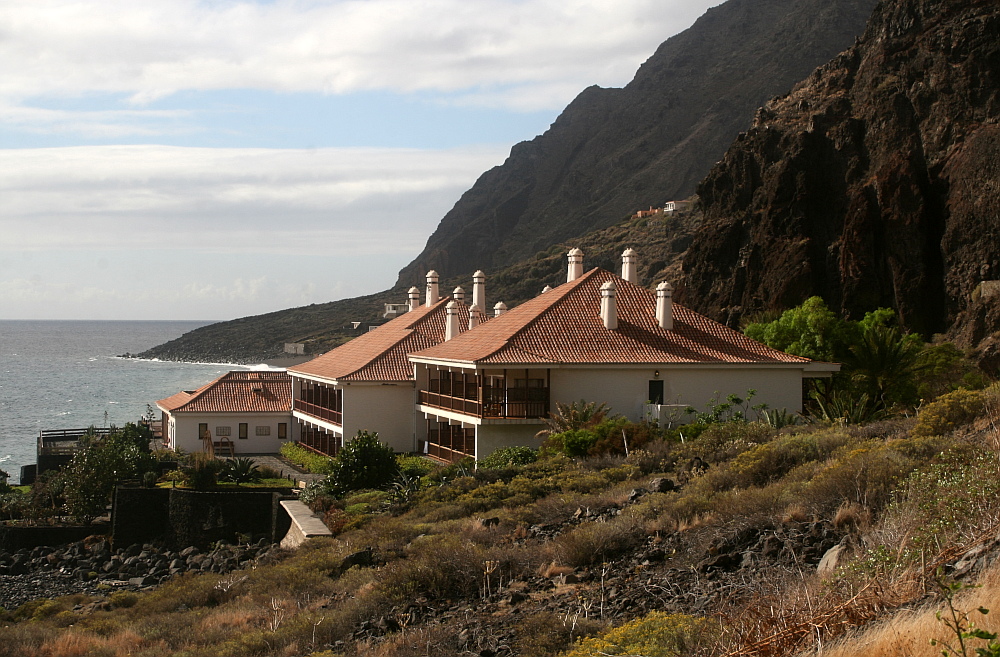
(221, 453), (327, 487)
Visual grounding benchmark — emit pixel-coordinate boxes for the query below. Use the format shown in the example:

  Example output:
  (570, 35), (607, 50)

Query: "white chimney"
(407, 286), (420, 312)
(445, 300), (459, 340)
(425, 271), (439, 306)
(656, 281), (674, 330)
(600, 280), (618, 330)
(622, 248), (638, 284)
(567, 248), (584, 282)
(494, 301), (508, 317)
(468, 304), (482, 329)
(472, 270), (486, 313)
(453, 286), (465, 302)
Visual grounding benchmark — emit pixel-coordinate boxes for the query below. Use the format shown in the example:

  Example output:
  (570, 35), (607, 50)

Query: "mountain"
(141, 0), (879, 364)
(679, 0), (1000, 366)
(395, 0), (878, 285)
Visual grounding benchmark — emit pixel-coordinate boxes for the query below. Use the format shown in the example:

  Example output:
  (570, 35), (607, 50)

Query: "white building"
(408, 250), (838, 462)
(287, 271), (487, 455)
(156, 371), (294, 455)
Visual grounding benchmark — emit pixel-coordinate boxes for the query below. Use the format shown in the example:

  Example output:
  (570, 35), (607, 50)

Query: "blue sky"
(0, 0), (719, 320)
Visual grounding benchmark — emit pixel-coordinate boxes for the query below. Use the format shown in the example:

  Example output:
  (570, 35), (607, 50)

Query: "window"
(238, 423), (248, 439)
(216, 426), (232, 437)
(278, 423), (288, 439)
(255, 426), (271, 436)
(199, 423), (209, 439)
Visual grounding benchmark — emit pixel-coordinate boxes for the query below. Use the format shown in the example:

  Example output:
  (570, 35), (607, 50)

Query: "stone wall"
(112, 486), (294, 549)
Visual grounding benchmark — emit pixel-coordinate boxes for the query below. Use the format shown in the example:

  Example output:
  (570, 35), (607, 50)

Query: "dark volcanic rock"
(680, 0), (1000, 360)
(398, 0), (877, 284)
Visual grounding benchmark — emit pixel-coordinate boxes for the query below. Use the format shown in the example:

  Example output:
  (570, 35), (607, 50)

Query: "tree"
(744, 297), (851, 361)
(325, 431), (399, 496)
(61, 424), (157, 523)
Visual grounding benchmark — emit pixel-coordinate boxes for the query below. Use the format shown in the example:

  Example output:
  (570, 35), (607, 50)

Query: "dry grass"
(818, 564), (1000, 656)
(37, 628), (147, 657)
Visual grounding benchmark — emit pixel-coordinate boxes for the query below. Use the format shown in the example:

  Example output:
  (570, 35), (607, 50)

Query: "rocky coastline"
(0, 536), (278, 610)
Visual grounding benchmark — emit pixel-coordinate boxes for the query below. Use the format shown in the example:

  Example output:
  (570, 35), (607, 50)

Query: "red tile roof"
(157, 370), (292, 413)
(409, 268), (812, 366)
(288, 298), (475, 382)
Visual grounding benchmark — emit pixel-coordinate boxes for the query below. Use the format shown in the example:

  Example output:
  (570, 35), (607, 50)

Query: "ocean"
(0, 320), (260, 484)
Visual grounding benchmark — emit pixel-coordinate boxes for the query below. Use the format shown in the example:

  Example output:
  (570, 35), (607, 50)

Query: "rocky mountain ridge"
(395, 0), (878, 284)
(678, 0), (1000, 364)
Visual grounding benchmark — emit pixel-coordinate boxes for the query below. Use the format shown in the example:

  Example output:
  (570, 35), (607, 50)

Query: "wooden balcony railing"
(294, 399), (343, 426)
(419, 386), (549, 419)
(419, 391), (482, 416)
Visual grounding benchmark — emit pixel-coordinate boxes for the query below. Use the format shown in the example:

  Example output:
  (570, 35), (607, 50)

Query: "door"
(648, 380), (664, 405)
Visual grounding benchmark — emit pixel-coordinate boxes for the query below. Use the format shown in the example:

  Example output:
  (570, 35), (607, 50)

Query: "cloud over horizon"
(0, 0), (721, 319)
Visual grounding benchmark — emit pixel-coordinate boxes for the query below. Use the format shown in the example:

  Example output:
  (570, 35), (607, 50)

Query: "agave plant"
(221, 457), (262, 485)
(759, 408), (802, 429)
(809, 390), (888, 425)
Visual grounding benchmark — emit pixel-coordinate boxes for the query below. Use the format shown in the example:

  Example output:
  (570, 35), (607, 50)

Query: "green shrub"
(479, 446), (538, 470)
(397, 455), (438, 479)
(184, 453), (225, 490)
(564, 611), (714, 657)
(729, 434), (821, 487)
(325, 431), (399, 496)
(911, 388), (986, 438)
(554, 429), (600, 457)
(280, 442), (335, 474)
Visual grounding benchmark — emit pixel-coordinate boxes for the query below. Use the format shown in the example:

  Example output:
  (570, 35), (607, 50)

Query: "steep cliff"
(396, 0), (877, 284)
(680, 0), (1000, 362)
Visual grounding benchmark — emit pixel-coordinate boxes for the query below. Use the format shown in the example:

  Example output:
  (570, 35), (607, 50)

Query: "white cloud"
(0, 144), (509, 256)
(0, 0), (714, 110)
(0, 101), (194, 138)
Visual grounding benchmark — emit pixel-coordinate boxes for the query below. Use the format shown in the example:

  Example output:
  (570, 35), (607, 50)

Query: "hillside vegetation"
(4, 377), (1000, 656)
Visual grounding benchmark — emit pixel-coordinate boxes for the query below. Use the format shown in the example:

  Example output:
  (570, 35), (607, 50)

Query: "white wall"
(476, 423), (545, 461)
(549, 366), (805, 422)
(342, 383), (416, 454)
(168, 412), (293, 454)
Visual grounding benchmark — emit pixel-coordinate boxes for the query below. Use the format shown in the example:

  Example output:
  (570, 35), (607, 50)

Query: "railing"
(426, 441), (471, 463)
(419, 386), (549, 419)
(294, 400), (343, 426)
(426, 428), (474, 462)
(38, 427), (113, 456)
(419, 391), (482, 416)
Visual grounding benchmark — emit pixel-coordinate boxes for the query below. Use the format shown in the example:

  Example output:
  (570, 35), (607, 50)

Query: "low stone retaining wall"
(113, 486), (294, 549)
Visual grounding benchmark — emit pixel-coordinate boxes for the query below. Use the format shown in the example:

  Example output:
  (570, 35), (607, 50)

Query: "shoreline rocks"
(0, 536), (278, 610)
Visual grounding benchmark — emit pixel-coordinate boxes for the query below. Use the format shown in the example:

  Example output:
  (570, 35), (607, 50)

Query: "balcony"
(294, 399), (343, 426)
(420, 385), (549, 419)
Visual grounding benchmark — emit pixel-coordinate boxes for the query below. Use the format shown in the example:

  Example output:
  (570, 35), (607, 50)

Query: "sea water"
(0, 320), (255, 483)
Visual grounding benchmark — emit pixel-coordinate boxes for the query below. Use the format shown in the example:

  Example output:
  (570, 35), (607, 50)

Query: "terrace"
(418, 369), (550, 419)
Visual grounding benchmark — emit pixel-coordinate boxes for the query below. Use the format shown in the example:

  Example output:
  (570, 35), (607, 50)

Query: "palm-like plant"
(535, 400), (610, 440)
(846, 325), (921, 407)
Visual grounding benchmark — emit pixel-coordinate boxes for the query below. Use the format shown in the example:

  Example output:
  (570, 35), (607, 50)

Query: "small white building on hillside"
(156, 370), (294, 455)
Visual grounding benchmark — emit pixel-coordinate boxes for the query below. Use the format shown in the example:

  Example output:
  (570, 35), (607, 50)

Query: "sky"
(0, 0), (720, 321)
